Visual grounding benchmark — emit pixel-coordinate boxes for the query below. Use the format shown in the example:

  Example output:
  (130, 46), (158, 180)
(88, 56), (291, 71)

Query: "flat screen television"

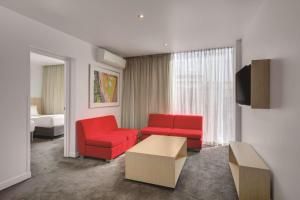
(236, 65), (251, 105)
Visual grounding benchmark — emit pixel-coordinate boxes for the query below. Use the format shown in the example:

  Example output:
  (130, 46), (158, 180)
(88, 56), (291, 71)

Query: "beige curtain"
(122, 54), (170, 129)
(42, 65), (64, 114)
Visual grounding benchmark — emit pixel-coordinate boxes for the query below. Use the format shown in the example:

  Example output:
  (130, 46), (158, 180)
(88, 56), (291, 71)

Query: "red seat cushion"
(168, 128), (202, 139)
(113, 128), (138, 140)
(86, 133), (126, 147)
(141, 127), (171, 135)
(148, 114), (174, 128)
(173, 115), (202, 130)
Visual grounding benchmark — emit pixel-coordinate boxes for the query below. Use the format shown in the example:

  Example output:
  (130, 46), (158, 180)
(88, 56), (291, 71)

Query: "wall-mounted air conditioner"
(96, 48), (126, 69)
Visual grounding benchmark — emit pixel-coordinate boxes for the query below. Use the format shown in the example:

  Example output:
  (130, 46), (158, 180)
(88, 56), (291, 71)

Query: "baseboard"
(0, 171), (31, 191)
(69, 151), (79, 158)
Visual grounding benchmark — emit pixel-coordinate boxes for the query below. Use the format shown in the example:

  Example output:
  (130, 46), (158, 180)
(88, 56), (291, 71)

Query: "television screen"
(236, 65), (251, 105)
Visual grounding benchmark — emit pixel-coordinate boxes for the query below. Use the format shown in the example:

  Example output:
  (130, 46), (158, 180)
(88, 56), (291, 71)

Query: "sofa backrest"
(148, 114), (174, 128)
(173, 115), (203, 130)
(78, 115), (118, 137)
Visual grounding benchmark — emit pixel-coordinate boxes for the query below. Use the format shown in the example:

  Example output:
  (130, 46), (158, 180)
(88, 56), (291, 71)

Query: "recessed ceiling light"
(164, 43), (168, 47)
(138, 14), (144, 19)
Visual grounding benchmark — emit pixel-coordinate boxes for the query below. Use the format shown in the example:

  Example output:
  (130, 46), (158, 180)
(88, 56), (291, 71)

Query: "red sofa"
(141, 114), (203, 149)
(76, 115), (138, 160)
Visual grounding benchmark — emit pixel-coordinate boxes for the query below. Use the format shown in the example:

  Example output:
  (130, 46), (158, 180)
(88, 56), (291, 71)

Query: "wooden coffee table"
(125, 135), (187, 188)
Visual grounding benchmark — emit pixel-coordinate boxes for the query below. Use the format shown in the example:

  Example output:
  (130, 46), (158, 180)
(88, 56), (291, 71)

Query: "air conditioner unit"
(96, 48), (126, 69)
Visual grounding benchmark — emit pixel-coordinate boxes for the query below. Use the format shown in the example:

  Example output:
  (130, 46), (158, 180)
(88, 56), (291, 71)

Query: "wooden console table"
(229, 142), (271, 200)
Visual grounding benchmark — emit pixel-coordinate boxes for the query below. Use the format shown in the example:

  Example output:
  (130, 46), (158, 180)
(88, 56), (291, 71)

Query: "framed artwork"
(89, 65), (120, 108)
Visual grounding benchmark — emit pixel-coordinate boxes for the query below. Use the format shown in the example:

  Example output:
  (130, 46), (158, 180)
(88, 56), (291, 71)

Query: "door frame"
(27, 48), (71, 174)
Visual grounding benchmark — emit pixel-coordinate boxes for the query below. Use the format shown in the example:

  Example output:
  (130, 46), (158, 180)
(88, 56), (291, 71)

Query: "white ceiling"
(0, 0), (264, 57)
(30, 52), (65, 66)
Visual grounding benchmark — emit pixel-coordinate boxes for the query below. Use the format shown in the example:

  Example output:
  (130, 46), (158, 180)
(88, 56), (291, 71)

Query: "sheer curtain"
(42, 64), (65, 114)
(170, 48), (235, 145)
(122, 54), (170, 129)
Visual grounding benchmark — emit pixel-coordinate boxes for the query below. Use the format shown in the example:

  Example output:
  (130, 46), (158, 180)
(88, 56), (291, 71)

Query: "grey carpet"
(0, 138), (238, 200)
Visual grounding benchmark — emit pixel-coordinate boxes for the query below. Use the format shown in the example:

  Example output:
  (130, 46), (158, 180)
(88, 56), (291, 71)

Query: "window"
(170, 48), (235, 144)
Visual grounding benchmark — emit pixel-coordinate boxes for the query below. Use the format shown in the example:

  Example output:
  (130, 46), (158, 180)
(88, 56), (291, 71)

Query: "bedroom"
(30, 52), (66, 144)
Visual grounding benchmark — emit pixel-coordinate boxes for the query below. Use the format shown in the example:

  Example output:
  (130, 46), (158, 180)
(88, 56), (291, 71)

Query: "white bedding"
(31, 114), (64, 127)
(30, 120), (35, 132)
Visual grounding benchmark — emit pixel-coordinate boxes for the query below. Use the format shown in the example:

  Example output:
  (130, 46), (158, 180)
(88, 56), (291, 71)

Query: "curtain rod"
(125, 46), (234, 59)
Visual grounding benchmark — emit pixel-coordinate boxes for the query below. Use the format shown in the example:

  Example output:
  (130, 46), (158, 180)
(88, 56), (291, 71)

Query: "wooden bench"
(229, 142), (271, 200)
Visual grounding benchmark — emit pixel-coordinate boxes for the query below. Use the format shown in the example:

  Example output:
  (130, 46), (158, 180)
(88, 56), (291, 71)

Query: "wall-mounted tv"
(236, 65), (251, 105)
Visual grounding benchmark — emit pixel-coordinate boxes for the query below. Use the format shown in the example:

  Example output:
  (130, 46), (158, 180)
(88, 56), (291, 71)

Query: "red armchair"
(76, 115), (138, 160)
(141, 114), (203, 149)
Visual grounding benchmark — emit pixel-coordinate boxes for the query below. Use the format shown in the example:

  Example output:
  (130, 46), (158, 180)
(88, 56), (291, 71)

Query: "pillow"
(30, 105), (39, 116)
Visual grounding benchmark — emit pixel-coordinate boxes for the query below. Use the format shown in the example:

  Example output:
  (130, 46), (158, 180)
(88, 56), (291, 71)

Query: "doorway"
(28, 49), (71, 175)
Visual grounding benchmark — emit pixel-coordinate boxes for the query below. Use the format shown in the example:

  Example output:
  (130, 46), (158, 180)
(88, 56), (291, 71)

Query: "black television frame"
(236, 65), (251, 106)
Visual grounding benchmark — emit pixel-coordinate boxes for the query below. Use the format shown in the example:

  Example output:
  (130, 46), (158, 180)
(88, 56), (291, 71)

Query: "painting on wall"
(89, 65), (120, 108)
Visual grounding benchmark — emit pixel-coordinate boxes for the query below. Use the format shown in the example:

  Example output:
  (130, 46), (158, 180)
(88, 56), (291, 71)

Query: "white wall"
(242, 0), (300, 199)
(0, 6), (122, 190)
(30, 63), (43, 98)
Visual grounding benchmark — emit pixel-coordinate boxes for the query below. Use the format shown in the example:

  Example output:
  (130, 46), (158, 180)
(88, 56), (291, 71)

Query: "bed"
(31, 114), (64, 138)
(30, 120), (35, 141)
(30, 104), (64, 138)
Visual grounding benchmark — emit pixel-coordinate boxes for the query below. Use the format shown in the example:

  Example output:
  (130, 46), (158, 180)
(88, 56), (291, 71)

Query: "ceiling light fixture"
(164, 43), (168, 47)
(138, 14), (144, 19)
